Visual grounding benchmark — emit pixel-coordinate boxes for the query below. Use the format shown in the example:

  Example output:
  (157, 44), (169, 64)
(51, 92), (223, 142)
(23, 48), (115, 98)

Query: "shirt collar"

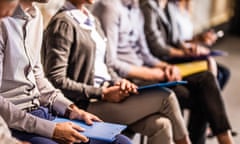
(12, 4), (37, 20)
(63, 1), (77, 11)
(63, 1), (95, 29)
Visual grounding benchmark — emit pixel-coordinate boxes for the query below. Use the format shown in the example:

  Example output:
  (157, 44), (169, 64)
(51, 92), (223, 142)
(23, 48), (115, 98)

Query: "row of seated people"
(43, 0), (234, 144)
(0, 0), (132, 144)
(0, 0), (235, 144)
(0, 0), (189, 143)
(138, 0), (232, 142)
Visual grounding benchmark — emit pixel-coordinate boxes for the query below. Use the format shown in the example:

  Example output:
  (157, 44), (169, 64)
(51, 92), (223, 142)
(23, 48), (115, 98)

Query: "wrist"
(64, 104), (76, 118)
(101, 87), (107, 100)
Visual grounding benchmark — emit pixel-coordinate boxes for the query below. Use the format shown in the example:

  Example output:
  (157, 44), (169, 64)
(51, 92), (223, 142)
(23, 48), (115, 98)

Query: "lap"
(11, 107), (57, 144)
(87, 87), (173, 124)
(12, 130), (58, 144)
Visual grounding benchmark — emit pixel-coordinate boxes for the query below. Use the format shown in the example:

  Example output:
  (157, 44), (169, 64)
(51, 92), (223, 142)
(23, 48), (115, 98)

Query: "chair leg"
(140, 135), (145, 144)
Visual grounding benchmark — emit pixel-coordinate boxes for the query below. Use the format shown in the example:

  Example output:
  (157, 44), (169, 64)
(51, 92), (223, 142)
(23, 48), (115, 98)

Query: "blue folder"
(53, 117), (127, 142)
(138, 81), (188, 91)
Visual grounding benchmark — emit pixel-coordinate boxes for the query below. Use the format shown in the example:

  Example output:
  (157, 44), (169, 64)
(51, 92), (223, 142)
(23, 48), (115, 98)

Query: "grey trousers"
(87, 87), (188, 144)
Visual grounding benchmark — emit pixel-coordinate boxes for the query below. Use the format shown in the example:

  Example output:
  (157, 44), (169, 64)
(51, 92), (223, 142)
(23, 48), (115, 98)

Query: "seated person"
(42, 0), (191, 144)
(170, 0), (230, 90)
(0, 0), (131, 144)
(141, 0), (230, 89)
(0, 1), (28, 144)
(140, 0), (233, 143)
(170, 0), (218, 46)
(92, 0), (235, 144)
(172, 0), (235, 139)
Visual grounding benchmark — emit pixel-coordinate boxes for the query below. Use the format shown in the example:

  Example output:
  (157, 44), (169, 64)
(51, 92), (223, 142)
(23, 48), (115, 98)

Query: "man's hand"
(164, 65), (182, 81)
(68, 105), (102, 125)
(182, 42), (199, 56)
(53, 122), (88, 144)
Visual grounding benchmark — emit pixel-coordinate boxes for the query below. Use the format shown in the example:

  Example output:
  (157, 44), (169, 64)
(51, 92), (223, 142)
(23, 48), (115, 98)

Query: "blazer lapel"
(148, 0), (171, 32)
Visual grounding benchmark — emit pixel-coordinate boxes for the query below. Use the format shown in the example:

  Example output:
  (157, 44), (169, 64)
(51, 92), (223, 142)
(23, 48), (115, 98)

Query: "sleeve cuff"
(52, 91), (73, 116)
(34, 117), (56, 138)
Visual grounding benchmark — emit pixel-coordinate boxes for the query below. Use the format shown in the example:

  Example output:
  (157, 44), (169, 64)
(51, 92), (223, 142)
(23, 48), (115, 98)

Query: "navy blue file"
(53, 117), (127, 142)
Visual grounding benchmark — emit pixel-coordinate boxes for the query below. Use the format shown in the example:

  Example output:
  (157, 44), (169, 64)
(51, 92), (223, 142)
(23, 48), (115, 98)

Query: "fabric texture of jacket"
(0, 5), (73, 138)
(140, 0), (183, 59)
(42, 6), (121, 109)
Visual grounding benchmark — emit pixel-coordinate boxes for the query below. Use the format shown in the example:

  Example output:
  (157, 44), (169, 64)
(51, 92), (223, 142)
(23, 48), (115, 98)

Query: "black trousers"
(173, 71), (231, 144)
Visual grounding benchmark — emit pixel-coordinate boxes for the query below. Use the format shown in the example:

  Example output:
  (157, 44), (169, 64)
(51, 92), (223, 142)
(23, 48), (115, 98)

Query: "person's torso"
(0, 7), (42, 109)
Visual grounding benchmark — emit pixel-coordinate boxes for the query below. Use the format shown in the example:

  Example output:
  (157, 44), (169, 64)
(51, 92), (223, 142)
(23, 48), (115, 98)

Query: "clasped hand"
(164, 65), (182, 82)
(102, 79), (138, 103)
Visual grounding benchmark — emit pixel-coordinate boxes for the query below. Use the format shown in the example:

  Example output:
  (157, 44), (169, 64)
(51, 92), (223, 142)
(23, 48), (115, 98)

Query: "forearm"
(126, 66), (148, 80)
(154, 61), (169, 69)
(126, 66), (165, 81)
(169, 48), (185, 57)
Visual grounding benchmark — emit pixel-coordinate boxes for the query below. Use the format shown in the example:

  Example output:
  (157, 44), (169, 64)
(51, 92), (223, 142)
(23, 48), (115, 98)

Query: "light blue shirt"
(93, 0), (160, 77)
(175, 4), (193, 41)
(0, 5), (72, 138)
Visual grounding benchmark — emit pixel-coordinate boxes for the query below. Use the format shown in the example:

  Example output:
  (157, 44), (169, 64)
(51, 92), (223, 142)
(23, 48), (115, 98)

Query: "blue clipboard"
(138, 81), (188, 91)
(53, 117), (127, 142)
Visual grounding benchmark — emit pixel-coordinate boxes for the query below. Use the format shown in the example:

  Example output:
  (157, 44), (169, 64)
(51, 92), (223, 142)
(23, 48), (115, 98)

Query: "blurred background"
(38, 0), (237, 33)
(37, 0), (240, 143)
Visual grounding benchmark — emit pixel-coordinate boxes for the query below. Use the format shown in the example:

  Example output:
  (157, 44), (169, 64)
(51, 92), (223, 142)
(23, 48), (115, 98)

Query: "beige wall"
(38, 0), (235, 31)
(210, 0), (234, 26)
(191, 0), (234, 33)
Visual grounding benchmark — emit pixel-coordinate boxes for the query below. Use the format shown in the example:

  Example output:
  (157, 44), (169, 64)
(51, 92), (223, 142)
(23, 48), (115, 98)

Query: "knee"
(199, 71), (216, 83)
(151, 117), (173, 137)
(112, 134), (132, 144)
(164, 91), (179, 107)
(156, 117), (172, 131)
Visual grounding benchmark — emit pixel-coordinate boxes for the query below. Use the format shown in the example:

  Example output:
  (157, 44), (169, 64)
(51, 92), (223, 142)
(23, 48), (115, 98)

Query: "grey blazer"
(42, 8), (120, 109)
(140, 0), (182, 59)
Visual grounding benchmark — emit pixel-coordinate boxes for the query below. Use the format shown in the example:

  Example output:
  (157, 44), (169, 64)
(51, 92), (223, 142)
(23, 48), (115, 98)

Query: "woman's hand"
(102, 85), (129, 102)
(115, 79), (138, 94)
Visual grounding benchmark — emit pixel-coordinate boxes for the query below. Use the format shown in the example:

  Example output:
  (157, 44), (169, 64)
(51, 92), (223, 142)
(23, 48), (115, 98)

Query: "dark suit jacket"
(140, 0), (182, 60)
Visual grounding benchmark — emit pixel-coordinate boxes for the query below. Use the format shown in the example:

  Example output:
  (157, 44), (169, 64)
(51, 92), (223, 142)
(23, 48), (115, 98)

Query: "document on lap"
(53, 117), (127, 142)
(175, 60), (208, 77)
